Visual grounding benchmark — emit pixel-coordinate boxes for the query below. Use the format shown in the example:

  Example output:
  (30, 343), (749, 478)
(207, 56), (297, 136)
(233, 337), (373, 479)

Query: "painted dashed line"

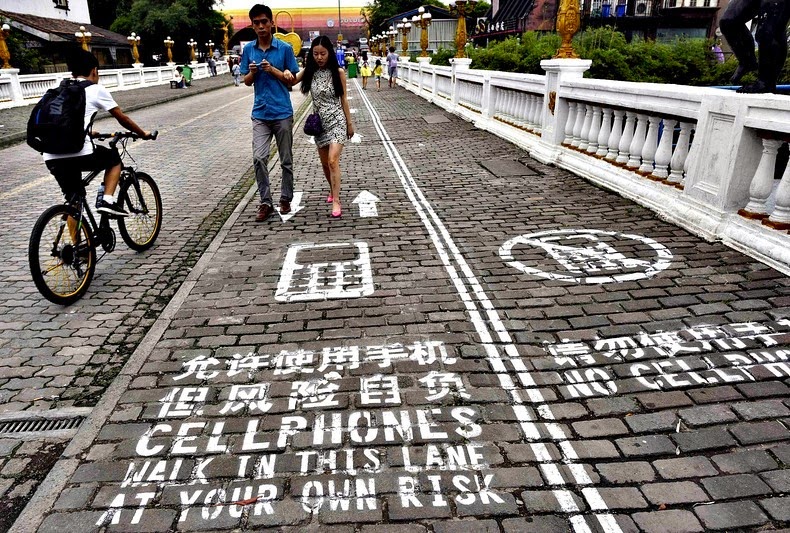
(354, 80), (622, 533)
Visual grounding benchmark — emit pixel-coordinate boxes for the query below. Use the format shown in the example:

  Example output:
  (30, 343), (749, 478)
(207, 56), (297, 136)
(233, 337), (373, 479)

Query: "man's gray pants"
(252, 116), (294, 206)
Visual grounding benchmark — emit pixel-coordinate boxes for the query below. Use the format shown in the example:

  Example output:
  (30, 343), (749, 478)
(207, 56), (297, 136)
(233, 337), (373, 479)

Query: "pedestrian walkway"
(8, 79), (790, 532)
(0, 73), (235, 149)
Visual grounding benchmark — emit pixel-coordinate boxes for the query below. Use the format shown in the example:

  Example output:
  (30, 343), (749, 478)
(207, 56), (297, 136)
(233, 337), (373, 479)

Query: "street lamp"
(75, 25), (92, 52)
(399, 18), (411, 56)
(163, 36), (174, 65)
(187, 38), (197, 63)
(0, 22), (12, 69)
(448, 0), (477, 59)
(205, 40), (214, 57)
(413, 7), (432, 59)
(388, 26), (396, 50)
(127, 32), (141, 65)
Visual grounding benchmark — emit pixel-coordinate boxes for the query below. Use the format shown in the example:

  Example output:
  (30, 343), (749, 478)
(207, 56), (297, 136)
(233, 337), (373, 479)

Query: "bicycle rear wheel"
(117, 171), (162, 251)
(29, 204), (96, 305)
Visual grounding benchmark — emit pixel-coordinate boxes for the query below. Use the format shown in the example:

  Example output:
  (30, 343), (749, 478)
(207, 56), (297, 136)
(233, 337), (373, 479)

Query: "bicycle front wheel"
(29, 204), (96, 305)
(117, 171), (162, 251)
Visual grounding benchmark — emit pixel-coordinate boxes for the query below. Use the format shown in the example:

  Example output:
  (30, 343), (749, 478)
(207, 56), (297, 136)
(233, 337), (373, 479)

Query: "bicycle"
(29, 131), (161, 305)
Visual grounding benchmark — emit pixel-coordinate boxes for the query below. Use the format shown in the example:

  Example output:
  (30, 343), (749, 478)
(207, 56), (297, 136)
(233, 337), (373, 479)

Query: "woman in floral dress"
(291, 35), (354, 218)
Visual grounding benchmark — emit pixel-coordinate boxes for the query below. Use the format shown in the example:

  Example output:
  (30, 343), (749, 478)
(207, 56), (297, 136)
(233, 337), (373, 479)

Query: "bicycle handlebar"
(94, 130), (159, 144)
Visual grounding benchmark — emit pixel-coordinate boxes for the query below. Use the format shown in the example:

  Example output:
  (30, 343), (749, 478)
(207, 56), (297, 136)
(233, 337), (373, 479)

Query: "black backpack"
(27, 78), (95, 154)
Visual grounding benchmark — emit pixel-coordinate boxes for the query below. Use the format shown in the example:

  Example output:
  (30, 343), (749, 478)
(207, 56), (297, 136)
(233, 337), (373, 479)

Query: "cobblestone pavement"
(0, 82), (308, 527)
(0, 73), (236, 148)
(8, 79), (790, 532)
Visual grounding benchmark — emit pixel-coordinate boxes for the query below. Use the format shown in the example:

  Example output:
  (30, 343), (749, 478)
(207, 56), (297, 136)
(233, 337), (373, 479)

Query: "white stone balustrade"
(0, 61), (228, 109)
(393, 60), (790, 273)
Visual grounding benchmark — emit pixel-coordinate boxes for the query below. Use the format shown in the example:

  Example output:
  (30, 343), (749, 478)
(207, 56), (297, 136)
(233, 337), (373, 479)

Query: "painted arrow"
(352, 190), (380, 218)
(278, 191), (304, 222)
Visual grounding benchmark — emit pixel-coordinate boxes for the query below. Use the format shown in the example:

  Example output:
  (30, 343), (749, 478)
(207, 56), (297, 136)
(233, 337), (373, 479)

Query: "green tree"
(463, 27), (790, 86)
(5, 28), (43, 74)
(87, 0), (127, 29)
(109, 0), (227, 64)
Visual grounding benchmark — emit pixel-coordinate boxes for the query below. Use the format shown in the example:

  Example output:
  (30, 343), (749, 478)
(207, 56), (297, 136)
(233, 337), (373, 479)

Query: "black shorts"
(45, 146), (122, 198)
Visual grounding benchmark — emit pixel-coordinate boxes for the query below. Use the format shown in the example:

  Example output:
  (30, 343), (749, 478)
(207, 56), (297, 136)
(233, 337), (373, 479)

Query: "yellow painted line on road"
(2, 92), (254, 201)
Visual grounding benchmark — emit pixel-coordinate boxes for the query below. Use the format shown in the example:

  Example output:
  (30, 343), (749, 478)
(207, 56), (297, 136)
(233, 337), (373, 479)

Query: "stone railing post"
(481, 72), (492, 119)
(450, 58), (470, 108)
(539, 59), (591, 147)
(0, 68), (24, 105)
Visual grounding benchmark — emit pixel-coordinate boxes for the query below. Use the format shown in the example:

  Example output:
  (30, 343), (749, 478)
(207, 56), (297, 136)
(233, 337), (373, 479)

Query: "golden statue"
(554, 0), (580, 59)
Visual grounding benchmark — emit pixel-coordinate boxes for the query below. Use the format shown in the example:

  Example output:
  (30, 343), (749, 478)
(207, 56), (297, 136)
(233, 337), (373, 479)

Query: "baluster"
(511, 91), (519, 124)
(571, 103), (586, 147)
(651, 118), (677, 180)
(738, 138), (784, 219)
(526, 95), (537, 130)
(765, 150), (790, 229)
(586, 106), (602, 154)
(499, 89), (508, 120)
(503, 90), (514, 123)
(519, 93), (535, 131)
(638, 115), (661, 174)
(627, 113), (648, 169)
(578, 105), (594, 151)
(616, 111), (636, 164)
(564, 101), (577, 145)
(606, 110), (625, 161)
(536, 96), (544, 130)
(668, 121), (692, 188)
(596, 107), (612, 157)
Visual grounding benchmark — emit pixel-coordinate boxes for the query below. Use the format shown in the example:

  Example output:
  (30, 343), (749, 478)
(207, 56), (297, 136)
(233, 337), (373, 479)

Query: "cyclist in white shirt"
(43, 50), (153, 216)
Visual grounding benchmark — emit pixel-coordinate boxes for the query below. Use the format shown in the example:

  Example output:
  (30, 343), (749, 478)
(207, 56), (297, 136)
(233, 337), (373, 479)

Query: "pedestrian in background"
(208, 56), (217, 76)
(360, 58), (371, 90)
(240, 3), (300, 221)
(232, 60), (241, 86)
(373, 59), (383, 91)
(386, 46), (399, 88)
(290, 35), (354, 218)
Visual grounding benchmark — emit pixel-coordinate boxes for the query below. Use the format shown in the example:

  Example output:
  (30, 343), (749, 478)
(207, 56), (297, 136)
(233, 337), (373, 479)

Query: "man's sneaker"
(96, 200), (128, 217)
(256, 203), (273, 222)
(279, 199), (291, 214)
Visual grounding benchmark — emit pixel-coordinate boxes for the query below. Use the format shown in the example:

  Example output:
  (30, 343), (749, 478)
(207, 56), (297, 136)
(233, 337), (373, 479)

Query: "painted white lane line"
(354, 80), (622, 533)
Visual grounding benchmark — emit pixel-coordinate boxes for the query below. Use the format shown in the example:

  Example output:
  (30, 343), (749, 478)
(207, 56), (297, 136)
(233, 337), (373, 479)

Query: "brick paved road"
(9, 80), (790, 532)
(0, 82), (308, 527)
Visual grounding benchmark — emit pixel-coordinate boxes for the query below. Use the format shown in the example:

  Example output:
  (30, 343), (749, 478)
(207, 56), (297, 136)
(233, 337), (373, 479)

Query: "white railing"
(0, 61), (229, 109)
(0, 78), (12, 102)
(395, 59), (790, 274)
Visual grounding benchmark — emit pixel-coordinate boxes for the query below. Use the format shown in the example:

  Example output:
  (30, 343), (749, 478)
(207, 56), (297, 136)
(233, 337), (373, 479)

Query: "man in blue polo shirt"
(240, 3), (300, 221)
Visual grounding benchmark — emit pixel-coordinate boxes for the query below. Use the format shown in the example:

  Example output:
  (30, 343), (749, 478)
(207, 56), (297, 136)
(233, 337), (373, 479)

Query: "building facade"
(0, 0), (131, 72)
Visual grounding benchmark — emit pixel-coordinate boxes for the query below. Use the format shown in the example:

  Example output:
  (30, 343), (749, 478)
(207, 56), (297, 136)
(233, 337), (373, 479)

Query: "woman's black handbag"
(304, 112), (323, 136)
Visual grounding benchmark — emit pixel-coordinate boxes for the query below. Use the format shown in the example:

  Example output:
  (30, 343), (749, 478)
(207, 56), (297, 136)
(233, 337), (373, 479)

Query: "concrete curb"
(10, 97), (311, 533)
(0, 79), (235, 151)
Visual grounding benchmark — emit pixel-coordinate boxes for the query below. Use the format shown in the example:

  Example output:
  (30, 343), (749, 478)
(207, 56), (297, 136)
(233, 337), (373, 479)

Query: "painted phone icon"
(275, 242), (374, 302)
